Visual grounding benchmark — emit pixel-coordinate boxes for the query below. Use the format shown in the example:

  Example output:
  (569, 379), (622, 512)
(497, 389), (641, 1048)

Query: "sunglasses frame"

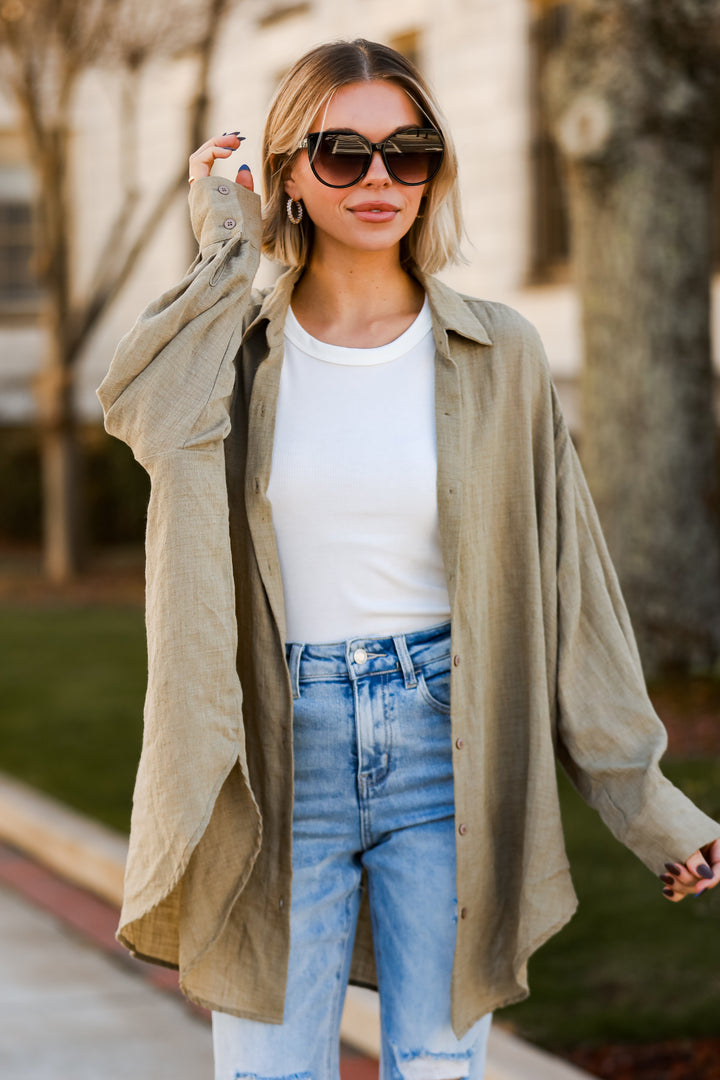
(298, 127), (445, 188)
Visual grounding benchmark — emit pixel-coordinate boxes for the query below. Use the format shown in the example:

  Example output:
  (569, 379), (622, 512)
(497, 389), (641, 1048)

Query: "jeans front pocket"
(416, 655), (452, 714)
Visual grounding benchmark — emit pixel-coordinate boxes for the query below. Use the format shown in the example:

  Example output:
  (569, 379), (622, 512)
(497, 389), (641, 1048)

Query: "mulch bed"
(562, 1037), (720, 1079)
(650, 678), (720, 759)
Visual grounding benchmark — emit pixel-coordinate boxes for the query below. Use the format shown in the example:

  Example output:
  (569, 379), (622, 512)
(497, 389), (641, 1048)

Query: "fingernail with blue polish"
(238, 164), (250, 172)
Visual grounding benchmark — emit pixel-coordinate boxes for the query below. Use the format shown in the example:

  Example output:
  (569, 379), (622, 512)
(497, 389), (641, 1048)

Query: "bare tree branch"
(0, 0), (243, 581)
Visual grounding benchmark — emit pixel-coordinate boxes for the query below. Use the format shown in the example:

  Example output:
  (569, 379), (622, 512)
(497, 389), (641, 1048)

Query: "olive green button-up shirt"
(97, 177), (719, 1040)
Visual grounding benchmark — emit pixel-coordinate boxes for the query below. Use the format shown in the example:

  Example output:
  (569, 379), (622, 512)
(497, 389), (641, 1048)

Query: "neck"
(292, 238), (422, 325)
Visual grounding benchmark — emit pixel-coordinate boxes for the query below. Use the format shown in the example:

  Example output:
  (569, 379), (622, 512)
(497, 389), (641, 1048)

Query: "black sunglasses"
(299, 127), (445, 188)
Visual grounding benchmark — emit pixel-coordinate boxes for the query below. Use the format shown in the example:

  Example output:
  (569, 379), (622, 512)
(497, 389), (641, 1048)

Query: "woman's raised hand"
(659, 837), (720, 901)
(188, 133), (254, 191)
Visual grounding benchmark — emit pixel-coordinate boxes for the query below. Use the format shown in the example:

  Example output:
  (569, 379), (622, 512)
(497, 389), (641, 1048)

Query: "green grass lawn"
(0, 605), (145, 832)
(498, 762), (720, 1049)
(0, 603), (719, 1049)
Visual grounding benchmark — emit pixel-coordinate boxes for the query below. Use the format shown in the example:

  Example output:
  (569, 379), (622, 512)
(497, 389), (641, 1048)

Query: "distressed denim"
(212, 620), (491, 1080)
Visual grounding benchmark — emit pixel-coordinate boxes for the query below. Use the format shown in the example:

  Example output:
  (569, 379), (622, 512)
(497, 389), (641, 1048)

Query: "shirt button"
(460, 906), (468, 919)
(455, 737), (465, 749)
(223, 217), (236, 229)
(353, 647), (368, 664)
(458, 823), (468, 835)
(217, 184), (230, 194)
(453, 654), (461, 666)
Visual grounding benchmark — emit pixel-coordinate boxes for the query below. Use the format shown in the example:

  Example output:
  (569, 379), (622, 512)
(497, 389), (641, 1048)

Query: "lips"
(351, 203), (403, 212)
(349, 202), (400, 212)
(348, 201), (401, 222)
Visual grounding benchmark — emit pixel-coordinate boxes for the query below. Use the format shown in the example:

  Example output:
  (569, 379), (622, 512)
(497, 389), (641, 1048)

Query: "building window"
(0, 126), (43, 319)
(0, 166), (43, 320)
(0, 200), (38, 297)
(389, 30), (422, 72)
(529, 1), (570, 283)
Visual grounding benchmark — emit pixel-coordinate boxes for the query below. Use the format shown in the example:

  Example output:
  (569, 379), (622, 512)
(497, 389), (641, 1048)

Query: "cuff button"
(223, 217), (237, 229)
(218, 184), (230, 195)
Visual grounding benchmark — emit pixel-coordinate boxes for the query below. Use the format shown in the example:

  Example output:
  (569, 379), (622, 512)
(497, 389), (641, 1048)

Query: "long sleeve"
(97, 178), (262, 465)
(94, 179), (263, 932)
(552, 386), (719, 874)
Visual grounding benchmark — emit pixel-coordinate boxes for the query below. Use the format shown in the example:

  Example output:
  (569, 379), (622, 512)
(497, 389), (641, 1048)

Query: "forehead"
(315, 79), (422, 137)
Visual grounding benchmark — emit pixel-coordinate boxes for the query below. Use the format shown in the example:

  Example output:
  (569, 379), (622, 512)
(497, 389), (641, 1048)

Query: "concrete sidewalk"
(0, 879), (212, 1079)
(0, 771), (593, 1080)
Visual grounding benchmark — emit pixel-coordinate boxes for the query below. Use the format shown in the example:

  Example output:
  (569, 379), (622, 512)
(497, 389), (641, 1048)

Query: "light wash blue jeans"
(212, 620), (491, 1080)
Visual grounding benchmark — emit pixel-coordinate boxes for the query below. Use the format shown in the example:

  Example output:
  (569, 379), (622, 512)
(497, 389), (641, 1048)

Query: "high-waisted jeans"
(212, 620), (491, 1080)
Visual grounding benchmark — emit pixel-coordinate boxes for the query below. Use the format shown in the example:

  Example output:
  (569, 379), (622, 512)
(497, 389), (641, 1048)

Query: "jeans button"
(353, 647), (368, 664)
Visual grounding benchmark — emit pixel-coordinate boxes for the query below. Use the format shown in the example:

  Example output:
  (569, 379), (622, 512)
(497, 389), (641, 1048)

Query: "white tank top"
(266, 296), (451, 644)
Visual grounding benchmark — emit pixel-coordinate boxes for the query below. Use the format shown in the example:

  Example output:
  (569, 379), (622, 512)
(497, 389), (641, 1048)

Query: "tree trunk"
(34, 129), (85, 583)
(546, 1), (720, 676)
(40, 415), (84, 583)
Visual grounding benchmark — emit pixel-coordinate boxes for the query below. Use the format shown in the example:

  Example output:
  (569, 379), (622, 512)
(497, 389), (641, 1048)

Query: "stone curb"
(0, 770), (594, 1080)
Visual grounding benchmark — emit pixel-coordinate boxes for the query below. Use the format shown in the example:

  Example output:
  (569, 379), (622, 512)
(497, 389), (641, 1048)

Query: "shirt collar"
(243, 265), (302, 347)
(414, 270), (493, 349)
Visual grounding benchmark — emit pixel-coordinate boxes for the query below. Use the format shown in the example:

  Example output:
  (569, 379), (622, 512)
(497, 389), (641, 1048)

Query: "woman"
(98, 38), (720, 1080)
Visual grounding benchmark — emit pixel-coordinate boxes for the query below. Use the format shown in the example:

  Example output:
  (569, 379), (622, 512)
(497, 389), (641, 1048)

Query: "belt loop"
(287, 643), (304, 699)
(393, 633), (417, 689)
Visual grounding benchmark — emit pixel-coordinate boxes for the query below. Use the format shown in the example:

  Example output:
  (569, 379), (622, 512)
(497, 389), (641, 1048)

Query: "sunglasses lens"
(384, 129), (445, 184)
(308, 129), (444, 187)
(311, 132), (372, 186)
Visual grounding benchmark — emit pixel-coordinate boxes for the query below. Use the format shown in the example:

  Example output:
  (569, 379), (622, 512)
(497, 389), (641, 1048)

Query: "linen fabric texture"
(96, 177), (720, 1041)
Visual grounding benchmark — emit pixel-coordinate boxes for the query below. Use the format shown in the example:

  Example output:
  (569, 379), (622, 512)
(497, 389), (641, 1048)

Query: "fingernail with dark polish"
(665, 863), (682, 876)
(659, 874), (675, 886)
(238, 164), (250, 171)
(662, 888), (674, 898)
(697, 865), (714, 880)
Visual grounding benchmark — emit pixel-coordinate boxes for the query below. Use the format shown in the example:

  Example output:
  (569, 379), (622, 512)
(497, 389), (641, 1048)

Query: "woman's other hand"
(660, 837), (720, 901)
(188, 133), (254, 191)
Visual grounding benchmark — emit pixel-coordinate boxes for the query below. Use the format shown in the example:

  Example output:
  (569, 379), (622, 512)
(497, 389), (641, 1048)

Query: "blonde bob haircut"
(262, 39), (465, 274)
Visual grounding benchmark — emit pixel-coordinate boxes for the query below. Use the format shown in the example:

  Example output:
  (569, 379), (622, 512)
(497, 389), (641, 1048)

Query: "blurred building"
(1, 0), (719, 433)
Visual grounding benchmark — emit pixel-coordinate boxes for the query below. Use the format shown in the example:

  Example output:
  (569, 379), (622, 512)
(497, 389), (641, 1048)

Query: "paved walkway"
(0, 841), (377, 1080)
(0, 877), (212, 1079)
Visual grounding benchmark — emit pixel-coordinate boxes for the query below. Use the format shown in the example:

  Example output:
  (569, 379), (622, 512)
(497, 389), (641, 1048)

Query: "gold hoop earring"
(286, 197), (304, 225)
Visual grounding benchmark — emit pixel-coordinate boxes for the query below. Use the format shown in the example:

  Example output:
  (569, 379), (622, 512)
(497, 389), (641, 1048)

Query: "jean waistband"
(284, 620), (452, 699)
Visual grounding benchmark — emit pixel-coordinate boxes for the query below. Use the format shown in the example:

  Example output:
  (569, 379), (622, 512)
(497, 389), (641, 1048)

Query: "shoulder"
(422, 274), (548, 369)
(437, 286), (552, 383)
(466, 295), (547, 357)
(433, 284), (557, 421)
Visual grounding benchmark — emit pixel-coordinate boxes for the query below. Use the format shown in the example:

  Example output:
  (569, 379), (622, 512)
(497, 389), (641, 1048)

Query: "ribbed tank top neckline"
(283, 295), (432, 366)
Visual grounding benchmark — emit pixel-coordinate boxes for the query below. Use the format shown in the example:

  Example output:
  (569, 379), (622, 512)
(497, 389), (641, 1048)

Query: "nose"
(361, 149), (391, 185)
